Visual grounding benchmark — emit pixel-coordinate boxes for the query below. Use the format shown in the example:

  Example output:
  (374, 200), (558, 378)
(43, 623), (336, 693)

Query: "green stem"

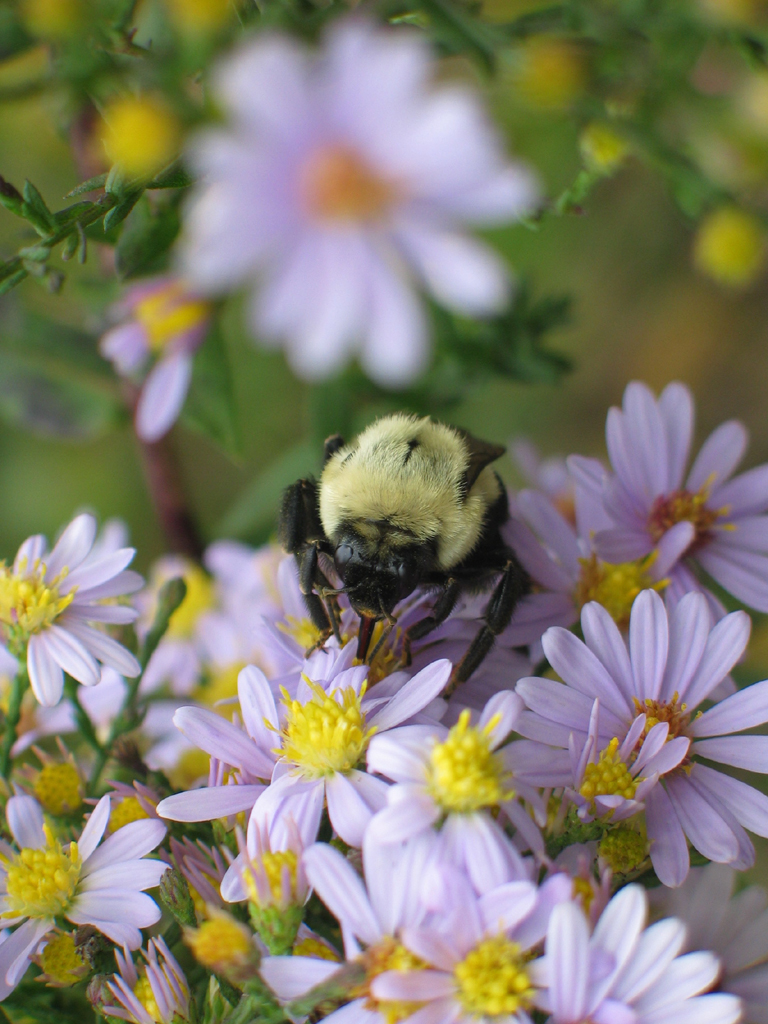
(0, 668), (27, 778)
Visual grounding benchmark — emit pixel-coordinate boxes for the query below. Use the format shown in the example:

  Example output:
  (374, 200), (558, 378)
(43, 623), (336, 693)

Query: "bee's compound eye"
(334, 544), (354, 579)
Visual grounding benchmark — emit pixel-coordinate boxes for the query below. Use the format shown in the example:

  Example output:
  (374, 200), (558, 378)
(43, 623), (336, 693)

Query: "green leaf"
(65, 172), (108, 198)
(115, 194), (180, 279)
(216, 438), (319, 540)
(146, 161), (194, 190)
(0, 175), (23, 216)
(180, 320), (240, 456)
(21, 180), (56, 235)
(103, 190), (142, 232)
(0, 349), (122, 439)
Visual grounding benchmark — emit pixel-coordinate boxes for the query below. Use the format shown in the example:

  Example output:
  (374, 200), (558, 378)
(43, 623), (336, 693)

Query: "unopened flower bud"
(185, 912), (260, 983)
(160, 867), (197, 927)
(694, 207), (765, 288)
(579, 123), (629, 176)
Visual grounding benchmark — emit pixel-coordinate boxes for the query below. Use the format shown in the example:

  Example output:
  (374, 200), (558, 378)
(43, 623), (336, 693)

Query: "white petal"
(83, 818), (166, 874)
(368, 660), (452, 731)
(136, 352), (193, 442)
(62, 620), (141, 678)
(79, 794), (111, 861)
(46, 513), (96, 577)
(303, 843), (382, 944)
(44, 624), (100, 687)
(259, 956), (341, 1000)
(27, 633), (64, 706)
(547, 901), (590, 1022)
(7, 795), (45, 849)
(157, 785), (265, 822)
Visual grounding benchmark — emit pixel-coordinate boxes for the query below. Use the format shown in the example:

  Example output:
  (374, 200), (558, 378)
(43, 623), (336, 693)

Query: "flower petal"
(686, 421), (748, 494)
(629, 590), (668, 702)
(27, 633), (64, 707)
(547, 901), (590, 1022)
(7, 795), (45, 850)
(157, 785), (265, 822)
(173, 706), (274, 778)
(46, 513), (96, 578)
(302, 842), (381, 945)
(368, 660), (452, 731)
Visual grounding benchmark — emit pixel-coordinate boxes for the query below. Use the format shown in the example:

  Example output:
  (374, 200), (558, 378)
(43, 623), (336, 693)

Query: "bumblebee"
(278, 414), (529, 689)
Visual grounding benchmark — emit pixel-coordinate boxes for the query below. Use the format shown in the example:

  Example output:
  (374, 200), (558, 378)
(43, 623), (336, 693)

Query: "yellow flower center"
(277, 615), (325, 653)
(279, 679), (375, 778)
(5, 826), (81, 919)
(632, 692), (693, 743)
(516, 39), (586, 109)
(579, 122), (629, 175)
(353, 937), (427, 1024)
(579, 738), (638, 811)
(599, 826), (647, 874)
(292, 935), (341, 961)
(101, 97), (181, 180)
(693, 206), (765, 288)
(454, 936), (534, 1017)
(134, 975), (162, 1023)
(575, 553), (667, 628)
(300, 145), (398, 223)
(164, 564), (215, 639)
(33, 763), (82, 817)
(0, 559), (74, 639)
(186, 916), (252, 973)
(109, 796), (150, 833)
(39, 931), (86, 986)
(427, 710), (512, 813)
(245, 850), (299, 907)
(134, 284), (210, 355)
(647, 484), (725, 553)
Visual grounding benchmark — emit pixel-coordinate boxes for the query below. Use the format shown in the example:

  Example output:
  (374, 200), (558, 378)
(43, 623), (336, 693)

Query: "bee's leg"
(295, 543), (334, 649)
(446, 556), (528, 696)
(399, 578), (461, 668)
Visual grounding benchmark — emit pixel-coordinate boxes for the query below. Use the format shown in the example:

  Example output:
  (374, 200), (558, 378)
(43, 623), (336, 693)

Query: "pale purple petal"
(658, 382), (694, 491)
(661, 592), (710, 702)
(697, 546), (768, 613)
(157, 785), (265, 822)
(64, 548), (136, 595)
(325, 772), (375, 847)
(371, 969), (454, 1001)
(46, 513), (96, 577)
(543, 622), (631, 721)
(136, 351), (193, 442)
(515, 676), (597, 733)
(713, 464), (768, 517)
(0, 918), (51, 992)
(686, 420), (748, 494)
(81, 860), (168, 893)
(629, 590), (668, 703)
(581, 602), (635, 705)
(691, 678), (768, 736)
(516, 490), (580, 579)
(681, 610), (751, 708)
(237, 665), (279, 745)
(592, 885), (647, 980)
(633, 951), (721, 1013)
(367, 727), (436, 783)
(61, 620), (141, 678)
(611, 918), (686, 1003)
(693, 735), (768, 771)
(665, 775), (740, 863)
(366, 786), (439, 843)
(7, 795), (45, 849)
(368, 660), (451, 731)
(27, 633), (64, 707)
(479, 690), (523, 747)
(360, 250), (428, 388)
(692, 762), (768, 838)
(100, 321), (149, 374)
(547, 901), (590, 1022)
(639, 994), (742, 1024)
(83, 819), (166, 874)
(302, 842), (381, 944)
(655, 522), (696, 576)
(79, 794), (111, 861)
(173, 706), (274, 777)
(259, 956), (341, 1000)
(478, 880), (537, 933)
(43, 624), (101, 687)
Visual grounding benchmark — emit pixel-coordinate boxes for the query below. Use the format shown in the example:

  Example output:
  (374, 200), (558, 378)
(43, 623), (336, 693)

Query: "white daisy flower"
(0, 514), (142, 706)
(0, 793), (168, 998)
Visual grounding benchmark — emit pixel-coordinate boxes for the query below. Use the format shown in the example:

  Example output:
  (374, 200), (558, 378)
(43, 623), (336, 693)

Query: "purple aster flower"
(0, 794), (167, 998)
(532, 884), (741, 1024)
(583, 380), (768, 613)
(165, 836), (228, 917)
(516, 589), (768, 885)
(180, 17), (537, 387)
(105, 937), (190, 1024)
(0, 514), (142, 706)
(511, 438), (575, 525)
(366, 691), (545, 892)
(100, 277), (211, 443)
(652, 863), (768, 1024)
(259, 832), (441, 1022)
(363, 864), (572, 1024)
(158, 653), (451, 846)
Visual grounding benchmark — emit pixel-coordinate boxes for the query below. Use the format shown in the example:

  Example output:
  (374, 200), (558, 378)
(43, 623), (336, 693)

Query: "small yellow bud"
(516, 39), (586, 110)
(165, 0), (232, 32)
(101, 97), (181, 180)
(185, 913), (256, 978)
(579, 123), (629, 175)
(694, 207), (765, 288)
(37, 932), (88, 987)
(33, 762), (82, 817)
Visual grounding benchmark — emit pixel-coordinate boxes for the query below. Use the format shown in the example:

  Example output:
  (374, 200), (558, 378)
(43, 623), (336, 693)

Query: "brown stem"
(123, 382), (204, 560)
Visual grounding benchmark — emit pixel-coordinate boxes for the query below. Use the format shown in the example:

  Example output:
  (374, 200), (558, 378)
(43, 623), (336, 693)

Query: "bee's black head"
(334, 537), (419, 619)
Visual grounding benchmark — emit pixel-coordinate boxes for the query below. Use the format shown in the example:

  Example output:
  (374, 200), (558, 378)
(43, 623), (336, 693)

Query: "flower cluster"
(0, 379), (765, 1024)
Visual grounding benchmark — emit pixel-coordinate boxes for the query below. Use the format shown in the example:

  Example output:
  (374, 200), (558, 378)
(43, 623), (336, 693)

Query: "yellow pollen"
(293, 936), (342, 961)
(277, 615), (324, 653)
(5, 826), (81, 919)
(0, 559), (74, 639)
(353, 937), (427, 1024)
(300, 145), (398, 222)
(633, 692), (691, 742)
(109, 796), (150, 833)
(599, 827), (647, 874)
(186, 916), (252, 973)
(647, 484), (724, 553)
(164, 564), (215, 639)
(33, 763), (82, 817)
(39, 932), (86, 986)
(454, 936), (534, 1017)
(279, 679), (375, 778)
(134, 284), (210, 355)
(579, 738), (638, 810)
(245, 850), (299, 907)
(134, 975), (162, 1023)
(575, 553), (667, 628)
(354, 621), (401, 686)
(427, 710), (512, 813)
